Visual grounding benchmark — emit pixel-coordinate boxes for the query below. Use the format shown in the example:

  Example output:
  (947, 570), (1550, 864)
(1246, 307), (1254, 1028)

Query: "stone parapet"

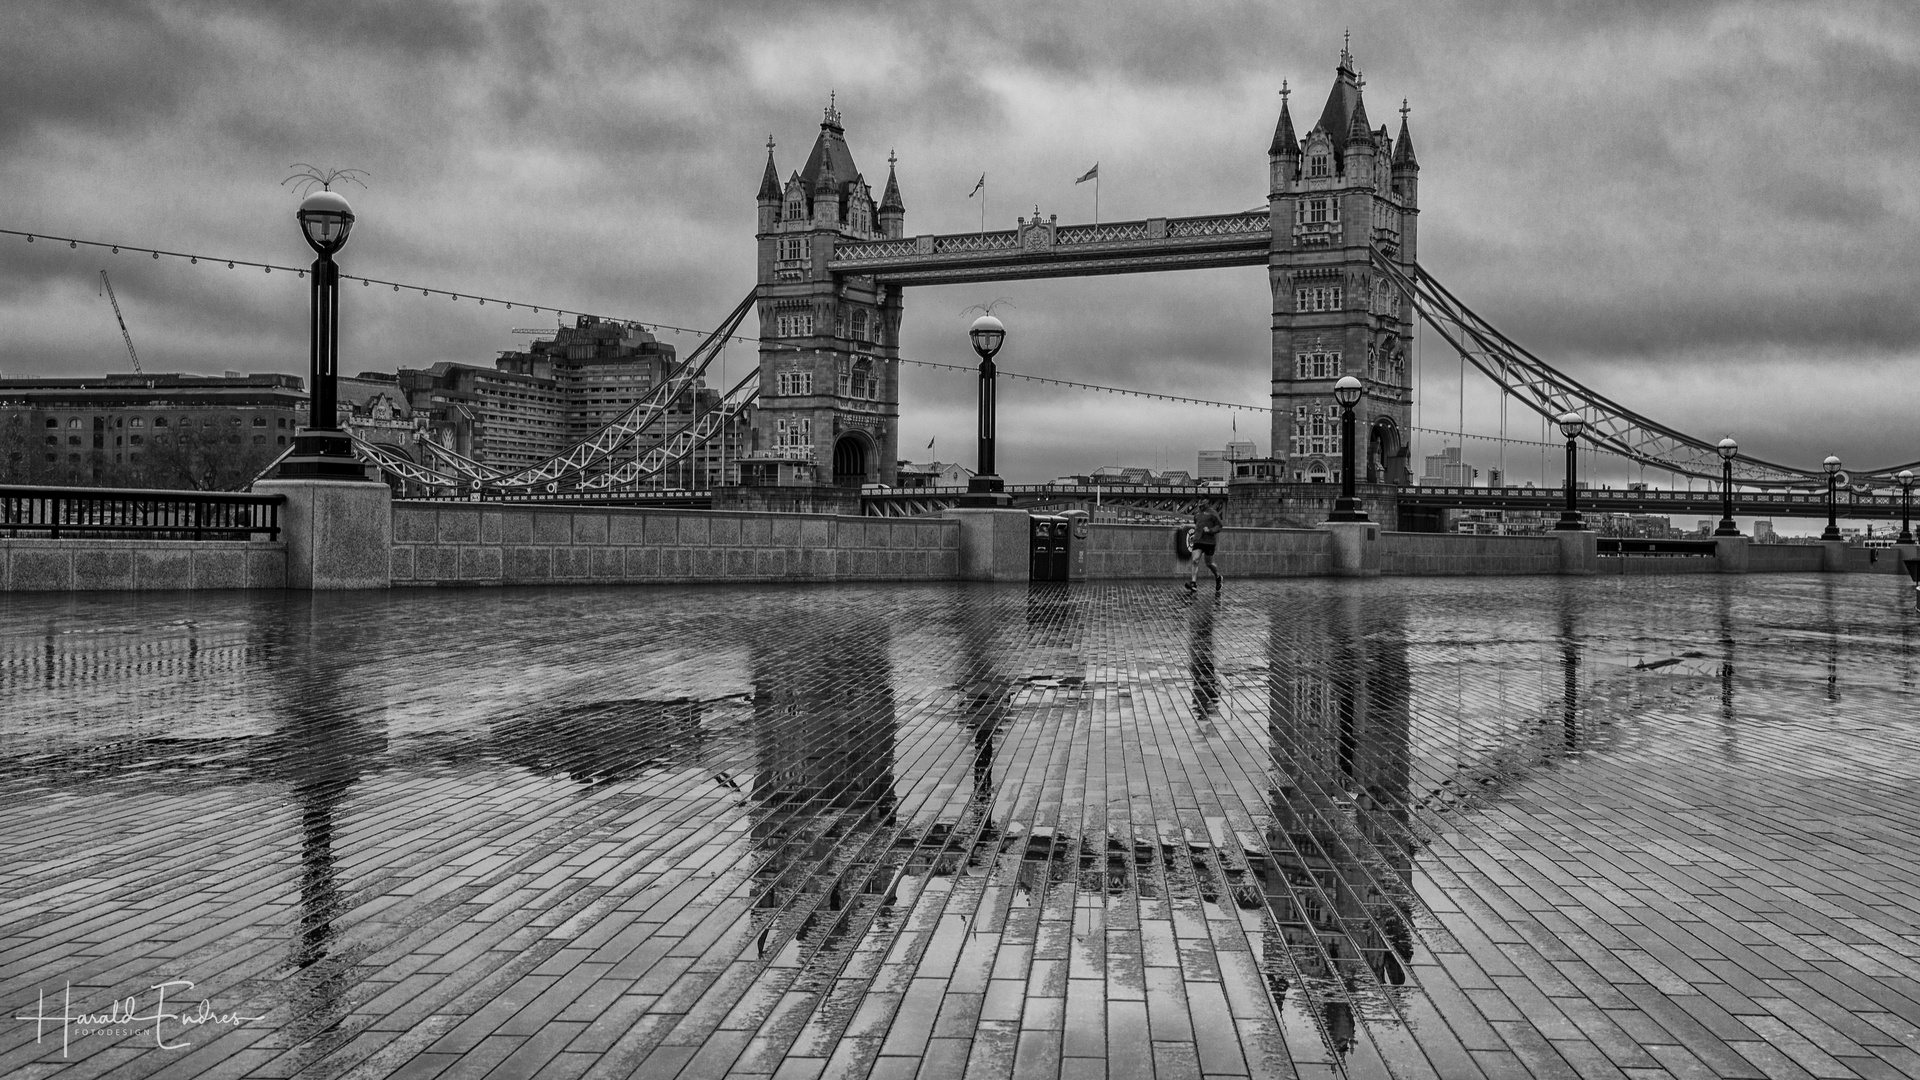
(1376, 531), (1562, 576)
(253, 479), (392, 590)
(0, 539), (284, 590)
(390, 502), (958, 586)
(1082, 523), (1329, 579)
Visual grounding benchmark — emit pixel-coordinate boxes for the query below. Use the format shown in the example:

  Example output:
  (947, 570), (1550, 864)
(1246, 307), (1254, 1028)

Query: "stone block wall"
(1746, 544), (1827, 574)
(0, 540), (286, 590)
(1084, 524), (1329, 578)
(1599, 555), (1720, 575)
(389, 502), (959, 586)
(1376, 532), (1562, 576)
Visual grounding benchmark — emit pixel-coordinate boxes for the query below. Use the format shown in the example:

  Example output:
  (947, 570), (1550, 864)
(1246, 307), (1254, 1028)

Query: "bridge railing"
(0, 485), (284, 540)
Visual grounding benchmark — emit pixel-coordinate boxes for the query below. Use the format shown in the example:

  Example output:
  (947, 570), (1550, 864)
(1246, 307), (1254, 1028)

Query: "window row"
(776, 371), (813, 396)
(776, 237), (812, 262)
(41, 415), (286, 429)
(1295, 286), (1343, 313)
(1294, 197), (1340, 224)
(1294, 351), (1342, 380)
(1289, 405), (1342, 457)
(773, 417), (811, 450)
(774, 313), (815, 338)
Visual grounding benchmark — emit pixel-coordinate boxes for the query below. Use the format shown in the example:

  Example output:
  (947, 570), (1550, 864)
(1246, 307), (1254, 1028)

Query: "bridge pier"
(939, 507), (1030, 582)
(1820, 539), (1849, 573)
(1322, 521), (1381, 577)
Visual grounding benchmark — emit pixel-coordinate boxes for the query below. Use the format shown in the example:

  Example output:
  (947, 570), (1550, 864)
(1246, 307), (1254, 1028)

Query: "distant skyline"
(4, 1), (1917, 485)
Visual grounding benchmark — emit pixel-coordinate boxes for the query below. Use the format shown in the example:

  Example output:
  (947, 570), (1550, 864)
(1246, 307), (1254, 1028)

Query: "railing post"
(50, 493), (61, 540)
(193, 498), (204, 541)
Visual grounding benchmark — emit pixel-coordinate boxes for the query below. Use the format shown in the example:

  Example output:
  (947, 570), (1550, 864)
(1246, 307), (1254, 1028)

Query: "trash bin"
(1060, 510), (1089, 581)
(1029, 514), (1069, 581)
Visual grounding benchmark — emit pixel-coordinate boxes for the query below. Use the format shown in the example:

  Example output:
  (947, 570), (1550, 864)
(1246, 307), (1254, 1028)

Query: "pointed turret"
(1392, 101), (1419, 170)
(1345, 87), (1372, 146)
(758, 138), (781, 201)
(1269, 82), (1300, 159)
(878, 151), (905, 239)
(1315, 48), (1361, 159)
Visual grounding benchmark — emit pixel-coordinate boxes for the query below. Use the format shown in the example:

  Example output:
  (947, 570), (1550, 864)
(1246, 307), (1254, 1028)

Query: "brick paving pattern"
(2, 575), (1917, 1079)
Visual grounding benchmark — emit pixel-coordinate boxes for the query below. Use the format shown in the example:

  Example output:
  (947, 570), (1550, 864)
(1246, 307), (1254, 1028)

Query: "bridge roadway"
(825, 212), (1272, 285)
(470, 483), (1909, 523)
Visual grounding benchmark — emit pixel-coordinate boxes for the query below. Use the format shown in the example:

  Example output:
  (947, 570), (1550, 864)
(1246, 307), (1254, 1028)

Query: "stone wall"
(1599, 555), (1720, 575)
(0, 539), (286, 590)
(389, 502), (958, 586)
(1374, 531), (1563, 576)
(1084, 524), (1330, 578)
(1746, 544), (1827, 574)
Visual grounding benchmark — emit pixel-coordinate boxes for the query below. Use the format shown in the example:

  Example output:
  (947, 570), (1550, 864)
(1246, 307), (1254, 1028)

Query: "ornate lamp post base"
(958, 474), (1010, 507)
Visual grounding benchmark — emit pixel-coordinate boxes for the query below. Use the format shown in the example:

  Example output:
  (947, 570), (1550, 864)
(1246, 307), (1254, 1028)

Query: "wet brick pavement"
(2, 575), (1918, 1080)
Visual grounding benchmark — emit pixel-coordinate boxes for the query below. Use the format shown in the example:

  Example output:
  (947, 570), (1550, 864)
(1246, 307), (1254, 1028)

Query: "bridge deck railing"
(0, 485), (284, 540)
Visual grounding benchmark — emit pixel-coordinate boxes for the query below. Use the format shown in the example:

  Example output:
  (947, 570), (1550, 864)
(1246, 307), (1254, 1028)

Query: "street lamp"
(965, 314), (1007, 503)
(1714, 436), (1741, 536)
(1821, 455), (1842, 541)
(1329, 376), (1368, 522)
(1554, 411), (1587, 531)
(278, 189), (369, 479)
(1899, 469), (1915, 546)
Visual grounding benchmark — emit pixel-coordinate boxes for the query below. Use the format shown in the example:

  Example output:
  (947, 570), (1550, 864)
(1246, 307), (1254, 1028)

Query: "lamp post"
(1821, 455), (1842, 541)
(278, 189), (368, 479)
(1329, 376), (1368, 522)
(1714, 436), (1740, 536)
(1554, 411), (1587, 531)
(1899, 469), (1915, 546)
(964, 315), (1008, 504)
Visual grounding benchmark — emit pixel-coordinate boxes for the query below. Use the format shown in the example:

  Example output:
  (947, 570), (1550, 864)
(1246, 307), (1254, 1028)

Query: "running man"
(1188, 500), (1224, 592)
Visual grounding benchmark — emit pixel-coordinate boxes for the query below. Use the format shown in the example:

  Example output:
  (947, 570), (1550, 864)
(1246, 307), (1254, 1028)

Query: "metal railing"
(0, 485), (284, 540)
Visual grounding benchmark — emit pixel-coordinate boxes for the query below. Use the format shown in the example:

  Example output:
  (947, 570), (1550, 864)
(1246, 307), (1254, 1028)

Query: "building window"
(775, 313), (815, 338)
(773, 417), (811, 451)
(253, 417), (267, 427)
(130, 435), (143, 446)
(1309, 154), (1330, 178)
(276, 417), (286, 428)
(68, 418), (82, 429)
(776, 371), (813, 396)
(130, 417), (144, 428)
(68, 436), (81, 446)
(44, 418), (57, 428)
(1293, 286), (1342, 313)
(278, 436), (287, 446)
(1294, 351), (1340, 379)
(45, 435), (56, 445)
(154, 416), (168, 428)
(777, 237), (811, 262)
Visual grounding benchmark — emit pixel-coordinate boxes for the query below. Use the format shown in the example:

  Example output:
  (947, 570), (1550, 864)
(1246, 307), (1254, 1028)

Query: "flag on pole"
(968, 174), (985, 197)
(927, 436), (936, 449)
(1074, 163), (1099, 184)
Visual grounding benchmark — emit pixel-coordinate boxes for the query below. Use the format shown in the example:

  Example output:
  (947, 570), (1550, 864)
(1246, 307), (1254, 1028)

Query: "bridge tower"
(1268, 45), (1419, 486)
(749, 101), (904, 488)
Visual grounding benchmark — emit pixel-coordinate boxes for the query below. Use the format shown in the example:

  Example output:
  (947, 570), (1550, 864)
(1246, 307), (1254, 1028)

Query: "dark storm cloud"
(4, 0), (1919, 472)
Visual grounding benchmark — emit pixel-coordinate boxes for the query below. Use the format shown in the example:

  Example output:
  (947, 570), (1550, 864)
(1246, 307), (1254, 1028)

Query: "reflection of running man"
(1187, 500), (1224, 592)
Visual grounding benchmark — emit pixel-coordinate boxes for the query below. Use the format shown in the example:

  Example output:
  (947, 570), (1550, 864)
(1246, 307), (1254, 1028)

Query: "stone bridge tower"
(1268, 45), (1419, 486)
(748, 101), (904, 488)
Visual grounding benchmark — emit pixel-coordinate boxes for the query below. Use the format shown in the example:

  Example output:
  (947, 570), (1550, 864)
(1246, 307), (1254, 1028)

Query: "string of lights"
(6, 223), (1636, 448)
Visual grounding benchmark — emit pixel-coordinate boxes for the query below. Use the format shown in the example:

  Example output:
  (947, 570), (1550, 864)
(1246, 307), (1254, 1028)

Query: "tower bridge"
(747, 42), (1418, 491)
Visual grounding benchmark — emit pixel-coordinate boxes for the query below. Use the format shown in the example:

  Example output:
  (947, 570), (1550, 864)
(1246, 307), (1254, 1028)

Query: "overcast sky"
(4, 0), (1918, 488)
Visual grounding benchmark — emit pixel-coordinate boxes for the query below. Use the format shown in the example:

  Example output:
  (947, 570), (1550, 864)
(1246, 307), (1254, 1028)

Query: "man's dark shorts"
(1195, 543), (1217, 556)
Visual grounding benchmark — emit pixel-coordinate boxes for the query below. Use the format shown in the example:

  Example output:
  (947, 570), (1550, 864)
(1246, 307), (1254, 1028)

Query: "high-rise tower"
(1268, 46), (1419, 485)
(749, 101), (904, 487)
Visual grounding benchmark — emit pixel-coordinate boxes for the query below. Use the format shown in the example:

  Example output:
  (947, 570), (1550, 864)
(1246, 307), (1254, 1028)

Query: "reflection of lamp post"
(1714, 436), (1740, 536)
(279, 190), (369, 479)
(967, 315), (1005, 499)
(1898, 470), (1915, 545)
(1821, 455), (1842, 541)
(1554, 411), (1587, 531)
(1329, 376), (1368, 522)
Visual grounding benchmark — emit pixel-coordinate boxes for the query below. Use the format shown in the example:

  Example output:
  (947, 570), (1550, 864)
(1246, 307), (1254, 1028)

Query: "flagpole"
(1094, 174), (1099, 224)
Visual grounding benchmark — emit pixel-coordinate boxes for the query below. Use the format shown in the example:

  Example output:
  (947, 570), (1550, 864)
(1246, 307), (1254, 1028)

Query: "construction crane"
(98, 270), (141, 375)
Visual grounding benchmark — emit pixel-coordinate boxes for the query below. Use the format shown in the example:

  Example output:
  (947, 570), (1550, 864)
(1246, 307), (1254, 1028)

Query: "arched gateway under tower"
(744, 49), (1419, 490)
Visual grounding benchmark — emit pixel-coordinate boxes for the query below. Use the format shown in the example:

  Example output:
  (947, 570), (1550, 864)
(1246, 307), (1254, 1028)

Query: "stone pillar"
(1321, 520), (1380, 578)
(1713, 535), (1750, 574)
(1556, 529), (1597, 575)
(1820, 539), (1848, 573)
(253, 479), (392, 589)
(940, 508), (1030, 582)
